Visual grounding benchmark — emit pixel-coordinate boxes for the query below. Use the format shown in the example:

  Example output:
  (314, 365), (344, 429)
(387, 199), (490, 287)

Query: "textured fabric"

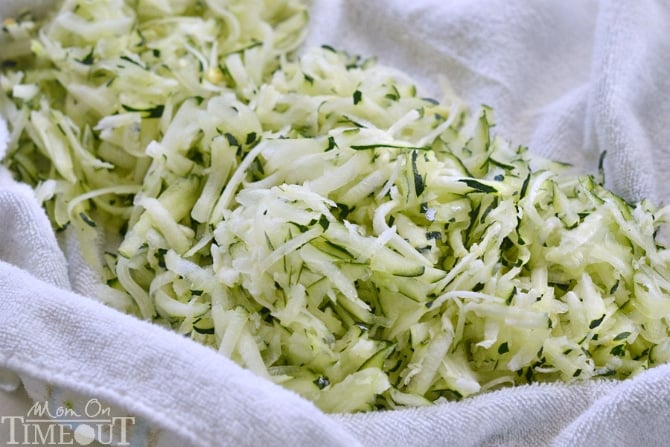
(0, 260), (358, 447)
(307, 0), (670, 205)
(335, 366), (670, 447)
(3, 0), (670, 446)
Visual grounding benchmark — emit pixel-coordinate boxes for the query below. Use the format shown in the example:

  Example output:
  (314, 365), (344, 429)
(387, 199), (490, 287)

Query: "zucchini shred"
(2, 0), (670, 413)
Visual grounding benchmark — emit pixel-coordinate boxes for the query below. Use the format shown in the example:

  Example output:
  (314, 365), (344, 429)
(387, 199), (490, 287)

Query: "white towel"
(2, 0), (670, 446)
(307, 0), (670, 205)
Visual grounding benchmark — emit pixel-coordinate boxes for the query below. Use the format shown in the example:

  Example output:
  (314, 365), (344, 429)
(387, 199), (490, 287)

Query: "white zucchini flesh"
(2, 0), (670, 413)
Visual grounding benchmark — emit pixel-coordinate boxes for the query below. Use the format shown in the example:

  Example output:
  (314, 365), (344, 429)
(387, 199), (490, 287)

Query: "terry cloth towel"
(3, 0), (670, 446)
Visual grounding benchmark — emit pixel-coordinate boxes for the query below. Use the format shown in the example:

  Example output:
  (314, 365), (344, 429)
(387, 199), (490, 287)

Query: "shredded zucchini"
(3, 0), (670, 413)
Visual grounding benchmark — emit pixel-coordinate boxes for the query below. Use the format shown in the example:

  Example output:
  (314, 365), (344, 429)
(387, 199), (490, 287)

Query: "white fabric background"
(307, 0), (670, 205)
(2, 0), (670, 446)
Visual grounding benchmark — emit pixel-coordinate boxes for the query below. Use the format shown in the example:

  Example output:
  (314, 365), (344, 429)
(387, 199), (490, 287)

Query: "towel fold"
(307, 0), (670, 204)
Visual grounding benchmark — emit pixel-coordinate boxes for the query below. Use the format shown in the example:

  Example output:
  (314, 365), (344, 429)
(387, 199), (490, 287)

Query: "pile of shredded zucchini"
(3, 0), (670, 413)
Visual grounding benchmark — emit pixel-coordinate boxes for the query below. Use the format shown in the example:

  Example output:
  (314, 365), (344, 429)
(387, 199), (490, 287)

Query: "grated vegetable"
(2, 0), (670, 413)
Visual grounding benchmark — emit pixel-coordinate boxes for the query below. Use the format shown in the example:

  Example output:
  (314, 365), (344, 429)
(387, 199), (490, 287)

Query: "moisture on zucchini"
(2, 0), (670, 413)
